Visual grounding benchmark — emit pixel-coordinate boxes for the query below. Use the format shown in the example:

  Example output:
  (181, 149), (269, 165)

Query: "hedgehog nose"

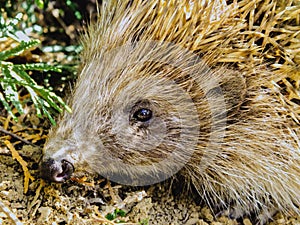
(40, 158), (74, 182)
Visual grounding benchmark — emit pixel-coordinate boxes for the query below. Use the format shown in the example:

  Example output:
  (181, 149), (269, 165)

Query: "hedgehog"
(40, 0), (300, 223)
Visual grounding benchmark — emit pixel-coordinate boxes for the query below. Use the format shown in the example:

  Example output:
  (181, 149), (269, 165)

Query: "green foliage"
(0, 0), (81, 125)
(105, 209), (127, 222)
(65, 0), (82, 20)
(1, 0), (82, 21)
(0, 1), (43, 40)
(139, 218), (149, 225)
(0, 40), (72, 124)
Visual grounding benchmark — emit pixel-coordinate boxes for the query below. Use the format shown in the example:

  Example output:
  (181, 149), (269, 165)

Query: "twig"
(4, 140), (35, 193)
(0, 126), (35, 146)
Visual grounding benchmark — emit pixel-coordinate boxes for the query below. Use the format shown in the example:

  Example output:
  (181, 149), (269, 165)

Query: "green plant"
(105, 209), (127, 222)
(65, 0), (82, 20)
(0, 39), (72, 124)
(139, 218), (149, 225)
(0, 1), (77, 125)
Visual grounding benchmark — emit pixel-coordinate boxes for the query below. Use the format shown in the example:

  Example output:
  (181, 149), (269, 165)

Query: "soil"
(0, 1), (299, 224)
(0, 139), (299, 224)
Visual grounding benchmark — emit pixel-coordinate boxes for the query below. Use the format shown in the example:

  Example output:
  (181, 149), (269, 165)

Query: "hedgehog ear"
(219, 69), (247, 115)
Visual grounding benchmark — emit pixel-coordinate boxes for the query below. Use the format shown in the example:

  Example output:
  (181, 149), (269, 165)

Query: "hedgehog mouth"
(40, 158), (75, 183)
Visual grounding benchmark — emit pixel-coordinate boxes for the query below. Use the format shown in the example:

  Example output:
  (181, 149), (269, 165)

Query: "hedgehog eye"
(133, 108), (153, 122)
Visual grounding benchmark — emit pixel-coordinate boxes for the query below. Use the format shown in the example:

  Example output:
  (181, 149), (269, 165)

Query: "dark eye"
(133, 108), (153, 122)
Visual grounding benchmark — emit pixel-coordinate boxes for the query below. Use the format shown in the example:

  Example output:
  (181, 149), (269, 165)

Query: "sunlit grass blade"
(0, 92), (17, 121)
(14, 63), (62, 73)
(0, 40), (40, 61)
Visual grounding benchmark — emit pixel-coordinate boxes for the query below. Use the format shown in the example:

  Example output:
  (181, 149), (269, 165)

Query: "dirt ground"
(1, 0), (300, 224)
(0, 139), (299, 224)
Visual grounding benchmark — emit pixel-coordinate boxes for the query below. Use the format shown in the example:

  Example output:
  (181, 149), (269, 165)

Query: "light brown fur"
(42, 0), (300, 222)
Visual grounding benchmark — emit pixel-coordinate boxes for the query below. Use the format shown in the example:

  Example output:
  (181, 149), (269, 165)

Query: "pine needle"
(4, 140), (35, 194)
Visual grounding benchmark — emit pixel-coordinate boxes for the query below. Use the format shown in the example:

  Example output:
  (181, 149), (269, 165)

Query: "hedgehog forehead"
(100, 74), (167, 108)
(74, 43), (198, 119)
(106, 68), (190, 101)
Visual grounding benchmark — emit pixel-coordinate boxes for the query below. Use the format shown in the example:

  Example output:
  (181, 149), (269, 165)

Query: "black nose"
(40, 158), (74, 182)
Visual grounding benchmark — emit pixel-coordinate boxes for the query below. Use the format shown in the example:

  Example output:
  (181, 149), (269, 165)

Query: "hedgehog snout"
(40, 158), (74, 182)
